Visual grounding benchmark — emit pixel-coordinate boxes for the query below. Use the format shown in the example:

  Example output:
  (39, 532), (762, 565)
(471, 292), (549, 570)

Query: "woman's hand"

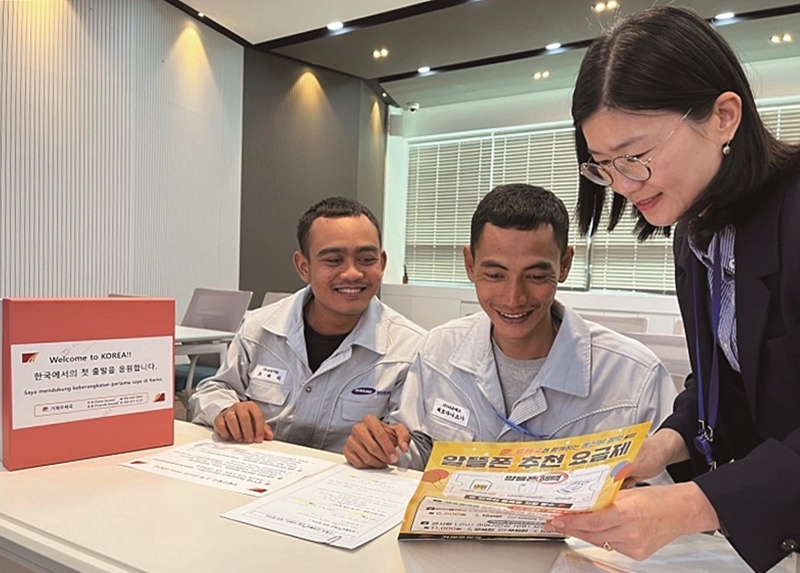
(546, 482), (719, 560)
(623, 428), (690, 487)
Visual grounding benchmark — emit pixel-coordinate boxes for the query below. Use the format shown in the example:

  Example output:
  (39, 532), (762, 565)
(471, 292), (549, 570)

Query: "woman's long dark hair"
(572, 6), (800, 240)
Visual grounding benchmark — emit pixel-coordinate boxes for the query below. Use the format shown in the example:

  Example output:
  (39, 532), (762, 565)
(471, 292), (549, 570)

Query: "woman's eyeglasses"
(579, 109), (692, 187)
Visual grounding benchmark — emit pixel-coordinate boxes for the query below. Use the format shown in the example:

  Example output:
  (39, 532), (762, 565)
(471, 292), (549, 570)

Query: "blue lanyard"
(691, 245), (722, 470)
(493, 409), (545, 440)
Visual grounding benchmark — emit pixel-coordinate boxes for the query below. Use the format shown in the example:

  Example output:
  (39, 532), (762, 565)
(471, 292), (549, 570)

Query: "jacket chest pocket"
(246, 378), (290, 407)
(426, 415), (475, 442)
(340, 397), (388, 422)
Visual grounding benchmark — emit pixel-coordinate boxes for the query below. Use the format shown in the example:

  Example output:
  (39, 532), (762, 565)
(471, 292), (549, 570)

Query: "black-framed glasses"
(579, 109), (692, 187)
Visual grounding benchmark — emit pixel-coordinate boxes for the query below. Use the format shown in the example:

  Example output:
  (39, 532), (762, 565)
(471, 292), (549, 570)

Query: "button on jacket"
(189, 287), (425, 453)
(389, 301), (678, 471)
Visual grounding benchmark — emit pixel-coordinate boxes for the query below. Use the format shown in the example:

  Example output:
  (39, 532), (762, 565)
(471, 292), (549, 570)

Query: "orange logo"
(21, 352), (38, 363)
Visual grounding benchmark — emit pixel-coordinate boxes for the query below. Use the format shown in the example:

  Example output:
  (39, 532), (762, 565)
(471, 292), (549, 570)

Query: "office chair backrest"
(625, 332), (692, 391)
(579, 312), (649, 334)
(181, 287), (253, 332)
(261, 291), (292, 307)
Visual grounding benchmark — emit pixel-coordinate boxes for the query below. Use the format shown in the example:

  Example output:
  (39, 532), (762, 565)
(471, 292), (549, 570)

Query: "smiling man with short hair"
(344, 184), (677, 470)
(190, 196), (425, 453)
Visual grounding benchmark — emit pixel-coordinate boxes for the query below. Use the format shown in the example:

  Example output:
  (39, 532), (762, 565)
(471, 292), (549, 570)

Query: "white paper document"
(122, 439), (335, 496)
(11, 336), (174, 429)
(223, 464), (420, 549)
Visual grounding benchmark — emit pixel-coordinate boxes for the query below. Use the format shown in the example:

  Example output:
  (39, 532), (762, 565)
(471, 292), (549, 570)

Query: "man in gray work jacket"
(343, 184), (676, 470)
(190, 197), (425, 453)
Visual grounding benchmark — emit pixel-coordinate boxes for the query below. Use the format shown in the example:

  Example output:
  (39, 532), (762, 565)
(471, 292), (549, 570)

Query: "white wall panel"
(0, 0), (243, 320)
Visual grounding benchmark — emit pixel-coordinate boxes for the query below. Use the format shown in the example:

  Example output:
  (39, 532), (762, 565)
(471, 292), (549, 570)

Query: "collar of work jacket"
(259, 286), (387, 362)
(448, 300), (593, 405)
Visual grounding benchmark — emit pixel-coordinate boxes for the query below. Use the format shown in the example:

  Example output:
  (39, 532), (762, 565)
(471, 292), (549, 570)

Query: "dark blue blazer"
(662, 165), (800, 573)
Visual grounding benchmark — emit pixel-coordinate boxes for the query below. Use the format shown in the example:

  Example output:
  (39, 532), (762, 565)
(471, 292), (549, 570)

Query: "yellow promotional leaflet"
(399, 422), (651, 540)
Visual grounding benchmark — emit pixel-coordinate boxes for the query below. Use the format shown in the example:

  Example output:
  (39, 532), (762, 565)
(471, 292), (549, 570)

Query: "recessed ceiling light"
(197, 12), (204, 17)
(715, 12), (735, 20)
(418, 66), (431, 74)
(545, 42), (561, 51)
(532, 71), (551, 80)
(380, 48), (388, 57)
(592, 1), (620, 13)
(382, 92), (387, 97)
(327, 21), (344, 31)
(771, 33), (793, 44)
(373, 48), (389, 59)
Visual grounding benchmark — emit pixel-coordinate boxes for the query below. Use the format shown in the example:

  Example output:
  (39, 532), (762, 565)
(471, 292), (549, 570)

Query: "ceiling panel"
(181, 0), (430, 44)
(383, 48), (587, 108)
(271, 0), (607, 78)
(269, 0), (800, 78)
(715, 12), (800, 61)
(177, 0), (800, 108)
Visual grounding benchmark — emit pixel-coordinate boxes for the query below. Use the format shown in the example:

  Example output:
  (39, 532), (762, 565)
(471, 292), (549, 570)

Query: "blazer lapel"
(674, 227), (713, 383)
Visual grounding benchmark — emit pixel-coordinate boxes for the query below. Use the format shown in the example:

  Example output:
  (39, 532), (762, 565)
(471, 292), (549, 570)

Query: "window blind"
(404, 102), (800, 294)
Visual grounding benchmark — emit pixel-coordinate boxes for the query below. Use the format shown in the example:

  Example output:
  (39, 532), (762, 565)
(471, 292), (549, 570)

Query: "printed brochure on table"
(399, 422), (651, 540)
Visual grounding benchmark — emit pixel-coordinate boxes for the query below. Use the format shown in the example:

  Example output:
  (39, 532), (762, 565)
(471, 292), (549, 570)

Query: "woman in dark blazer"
(547, 7), (800, 573)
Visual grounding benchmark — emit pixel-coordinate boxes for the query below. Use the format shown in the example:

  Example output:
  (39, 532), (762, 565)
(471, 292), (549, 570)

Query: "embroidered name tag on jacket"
(252, 365), (287, 385)
(432, 398), (470, 427)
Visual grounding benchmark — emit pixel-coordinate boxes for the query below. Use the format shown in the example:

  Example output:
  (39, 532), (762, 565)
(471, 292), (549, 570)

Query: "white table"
(173, 326), (236, 400)
(1, 422), (795, 573)
(0, 422), (565, 573)
(174, 325), (235, 358)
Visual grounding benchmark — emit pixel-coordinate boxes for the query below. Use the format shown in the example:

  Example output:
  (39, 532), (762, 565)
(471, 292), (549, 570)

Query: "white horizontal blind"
(491, 129), (587, 290)
(589, 219), (675, 293)
(590, 102), (800, 294)
(405, 101), (800, 293)
(405, 128), (588, 288)
(760, 103), (800, 142)
(406, 138), (492, 283)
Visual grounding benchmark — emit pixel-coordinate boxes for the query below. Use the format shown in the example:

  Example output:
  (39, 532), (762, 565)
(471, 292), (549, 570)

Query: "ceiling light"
(327, 21), (344, 31)
(545, 42), (561, 51)
(381, 92), (387, 97)
(373, 48), (389, 59)
(532, 71), (550, 80)
(714, 12), (735, 20)
(771, 33), (793, 44)
(417, 66), (431, 74)
(197, 12), (204, 17)
(592, 1), (619, 13)
(380, 48), (388, 57)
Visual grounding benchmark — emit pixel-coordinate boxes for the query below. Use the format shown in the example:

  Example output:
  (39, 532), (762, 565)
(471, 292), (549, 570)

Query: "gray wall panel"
(240, 49), (387, 305)
(357, 82), (388, 251)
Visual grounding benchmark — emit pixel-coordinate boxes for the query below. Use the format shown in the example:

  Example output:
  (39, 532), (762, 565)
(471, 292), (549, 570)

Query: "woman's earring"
(722, 140), (731, 156)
